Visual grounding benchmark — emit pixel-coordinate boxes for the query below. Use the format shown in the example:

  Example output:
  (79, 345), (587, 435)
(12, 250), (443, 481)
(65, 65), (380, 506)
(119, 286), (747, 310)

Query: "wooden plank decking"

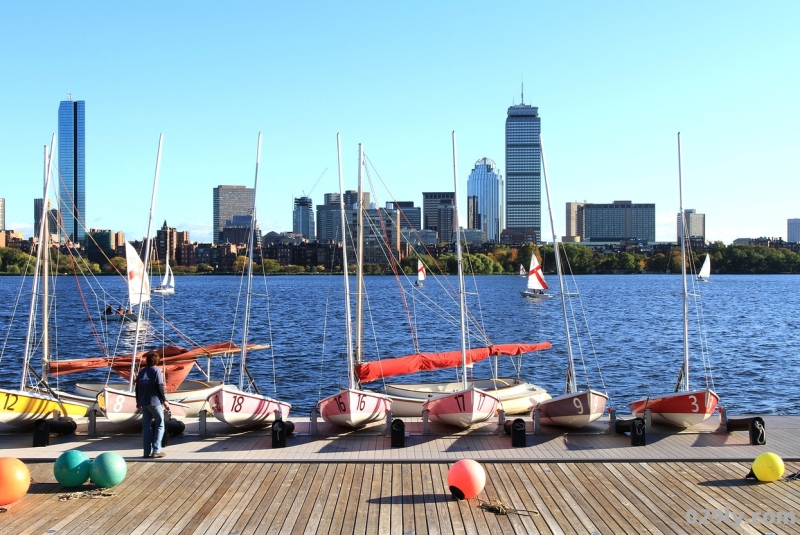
(2, 460), (799, 534)
(1, 415), (799, 534)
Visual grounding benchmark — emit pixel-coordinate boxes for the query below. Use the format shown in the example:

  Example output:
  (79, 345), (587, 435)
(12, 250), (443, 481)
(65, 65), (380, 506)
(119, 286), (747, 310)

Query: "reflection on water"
(1, 273), (798, 416)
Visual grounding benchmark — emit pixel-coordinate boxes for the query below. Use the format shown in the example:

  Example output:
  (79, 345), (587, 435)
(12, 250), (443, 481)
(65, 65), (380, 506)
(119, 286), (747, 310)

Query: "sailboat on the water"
(530, 135), (609, 428)
(317, 138), (392, 428)
(205, 133), (292, 427)
(0, 138), (93, 425)
(153, 244), (175, 294)
(414, 259), (427, 287)
(628, 133), (719, 427)
(697, 254), (711, 282)
(520, 253), (553, 299)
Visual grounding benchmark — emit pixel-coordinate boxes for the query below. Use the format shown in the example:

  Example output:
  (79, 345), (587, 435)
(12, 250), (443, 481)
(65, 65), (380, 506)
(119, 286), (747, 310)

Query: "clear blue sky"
(2, 2), (798, 245)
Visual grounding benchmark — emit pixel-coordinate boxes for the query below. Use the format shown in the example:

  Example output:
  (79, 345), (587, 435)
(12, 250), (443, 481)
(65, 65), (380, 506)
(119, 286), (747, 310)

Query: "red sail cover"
(355, 342), (552, 383)
(49, 341), (254, 393)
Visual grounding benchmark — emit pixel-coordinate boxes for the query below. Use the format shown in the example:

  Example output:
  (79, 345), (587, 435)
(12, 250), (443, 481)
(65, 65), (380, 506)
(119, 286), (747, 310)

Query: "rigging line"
(562, 247), (608, 396)
(256, 243), (279, 398)
(362, 163), (420, 353)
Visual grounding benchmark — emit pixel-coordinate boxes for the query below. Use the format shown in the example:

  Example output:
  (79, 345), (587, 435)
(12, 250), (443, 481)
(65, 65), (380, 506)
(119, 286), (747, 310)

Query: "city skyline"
(1, 3), (798, 245)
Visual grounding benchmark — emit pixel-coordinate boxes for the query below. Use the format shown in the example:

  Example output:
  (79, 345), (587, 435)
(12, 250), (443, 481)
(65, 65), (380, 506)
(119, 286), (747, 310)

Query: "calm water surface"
(1, 272), (798, 416)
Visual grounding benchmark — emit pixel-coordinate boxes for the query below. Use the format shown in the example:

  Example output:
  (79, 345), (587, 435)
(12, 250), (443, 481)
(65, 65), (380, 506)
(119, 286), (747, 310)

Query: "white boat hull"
(423, 386), (499, 428)
(100, 387), (189, 425)
(318, 388), (391, 428)
(533, 389), (608, 428)
(77, 379), (224, 418)
(385, 377), (550, 416)
(520, 290), (555, 299)
(207, 384), (291, 427)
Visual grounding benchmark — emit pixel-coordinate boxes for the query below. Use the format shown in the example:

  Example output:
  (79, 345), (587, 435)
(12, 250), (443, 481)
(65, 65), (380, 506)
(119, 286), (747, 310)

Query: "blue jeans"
(142, 404), (165, 456)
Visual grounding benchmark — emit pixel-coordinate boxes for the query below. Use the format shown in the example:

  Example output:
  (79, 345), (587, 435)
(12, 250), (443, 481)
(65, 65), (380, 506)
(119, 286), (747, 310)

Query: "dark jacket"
(135, 365), (167, 407)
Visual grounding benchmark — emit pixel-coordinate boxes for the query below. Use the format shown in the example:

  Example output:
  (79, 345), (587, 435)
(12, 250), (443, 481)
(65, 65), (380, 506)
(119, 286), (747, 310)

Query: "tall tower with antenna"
(58, 95), (86, 244)
(504, 84), (541, 242)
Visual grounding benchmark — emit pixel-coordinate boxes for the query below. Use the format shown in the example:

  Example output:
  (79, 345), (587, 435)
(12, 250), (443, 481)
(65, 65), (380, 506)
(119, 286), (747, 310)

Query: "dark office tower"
(213, 185), (254, 244)
(58, 96), (86, 244)
(422, 192), (455, 232)
(293, 196), (315, 240)
(505, 94), (541, 241)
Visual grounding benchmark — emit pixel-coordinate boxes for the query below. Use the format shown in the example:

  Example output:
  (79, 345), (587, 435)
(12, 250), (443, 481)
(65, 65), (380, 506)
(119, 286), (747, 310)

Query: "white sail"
(526, 255), (549, 292)
(519, 264), (526, 277)
(417, 260), (427, 282)
(125, 241), (151, 305)
(698, 254), (711, 281)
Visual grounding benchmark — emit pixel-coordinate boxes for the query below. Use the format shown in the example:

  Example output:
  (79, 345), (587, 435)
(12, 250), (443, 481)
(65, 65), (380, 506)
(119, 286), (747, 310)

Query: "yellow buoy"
(752, 452), (784, 482)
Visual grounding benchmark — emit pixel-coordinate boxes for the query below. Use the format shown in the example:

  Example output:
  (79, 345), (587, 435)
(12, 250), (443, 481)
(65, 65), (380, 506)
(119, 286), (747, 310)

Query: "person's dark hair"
(144, 351), (161, 366)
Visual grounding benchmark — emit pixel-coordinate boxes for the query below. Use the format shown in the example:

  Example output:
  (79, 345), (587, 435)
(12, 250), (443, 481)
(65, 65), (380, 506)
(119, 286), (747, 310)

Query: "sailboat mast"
(355, 144), (365, 365)
(451, 132), (468, 391)
(540, 135), (577, 393)
(129, 134), (163, 389)
(240, 132), (262, 390)
(41, 142), (52, 385)
(337, 134), (356, 389)
(677, 132), (690, 391)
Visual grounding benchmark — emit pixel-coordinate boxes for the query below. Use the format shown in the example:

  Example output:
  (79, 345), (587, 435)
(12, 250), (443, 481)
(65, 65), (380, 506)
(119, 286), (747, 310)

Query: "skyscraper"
(565, 202), (586, 241)
(58, 97), (86, 244)
(505, 95), (541, 241)
(422, 192), (455, 233)
(213, 185), (254, 244)
(293, 196), (315, 240)
(677, 209), (706, 242)
(467, 157), (502, 243)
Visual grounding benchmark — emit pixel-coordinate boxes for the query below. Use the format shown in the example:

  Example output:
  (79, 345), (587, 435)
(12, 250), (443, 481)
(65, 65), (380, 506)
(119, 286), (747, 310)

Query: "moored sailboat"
(317, 138), (392, 428)
(628, 133), (719, 427)
(531, 135), (609, 428)
(206, 133), (291, 427)
(421, 132), (500, 428)
(0, 139), (93, 425)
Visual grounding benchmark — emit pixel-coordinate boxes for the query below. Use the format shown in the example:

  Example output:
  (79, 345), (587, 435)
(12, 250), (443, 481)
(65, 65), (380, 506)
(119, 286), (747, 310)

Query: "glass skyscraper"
(58, 98), (86, 244)
(505, 100), (541, 241)
(467, 157), (502, 243)
(293, 196), (315, 240)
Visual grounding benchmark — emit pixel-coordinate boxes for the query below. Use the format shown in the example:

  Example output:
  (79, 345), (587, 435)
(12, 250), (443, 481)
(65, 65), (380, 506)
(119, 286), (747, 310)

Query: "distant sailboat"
(519, 264), (526, 277)
(520, 254), (553, 299)
(154, 248), (175, 294)
(414, 259), (426, 287)
(697, 254), (711, 282)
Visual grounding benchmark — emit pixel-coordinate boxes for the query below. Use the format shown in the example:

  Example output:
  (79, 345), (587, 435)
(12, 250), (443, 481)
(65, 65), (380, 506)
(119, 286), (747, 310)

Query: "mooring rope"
(58, 488), (117, 501)
(477, 498), (540, 516)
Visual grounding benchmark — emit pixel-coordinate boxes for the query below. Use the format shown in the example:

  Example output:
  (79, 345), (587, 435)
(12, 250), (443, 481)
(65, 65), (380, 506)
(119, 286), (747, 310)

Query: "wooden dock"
(1, 415), (798, 534)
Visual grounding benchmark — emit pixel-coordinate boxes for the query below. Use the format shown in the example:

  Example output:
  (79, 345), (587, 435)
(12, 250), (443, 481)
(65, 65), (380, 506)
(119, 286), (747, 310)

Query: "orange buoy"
(447, 459), (486, 500)
(0, 457), (31, 506)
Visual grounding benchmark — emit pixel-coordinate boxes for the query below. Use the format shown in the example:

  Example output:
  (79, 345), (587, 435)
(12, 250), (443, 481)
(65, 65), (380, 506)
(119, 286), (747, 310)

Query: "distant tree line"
(3, 242), (800, 275)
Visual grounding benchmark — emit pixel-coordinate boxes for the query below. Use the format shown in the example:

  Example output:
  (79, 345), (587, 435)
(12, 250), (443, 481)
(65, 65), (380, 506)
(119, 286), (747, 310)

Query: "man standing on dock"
(135, 351), (170, 458)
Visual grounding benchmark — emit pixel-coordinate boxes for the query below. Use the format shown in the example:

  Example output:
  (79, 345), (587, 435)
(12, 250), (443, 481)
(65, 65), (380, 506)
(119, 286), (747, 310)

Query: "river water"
(1, 272), (798, 417)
